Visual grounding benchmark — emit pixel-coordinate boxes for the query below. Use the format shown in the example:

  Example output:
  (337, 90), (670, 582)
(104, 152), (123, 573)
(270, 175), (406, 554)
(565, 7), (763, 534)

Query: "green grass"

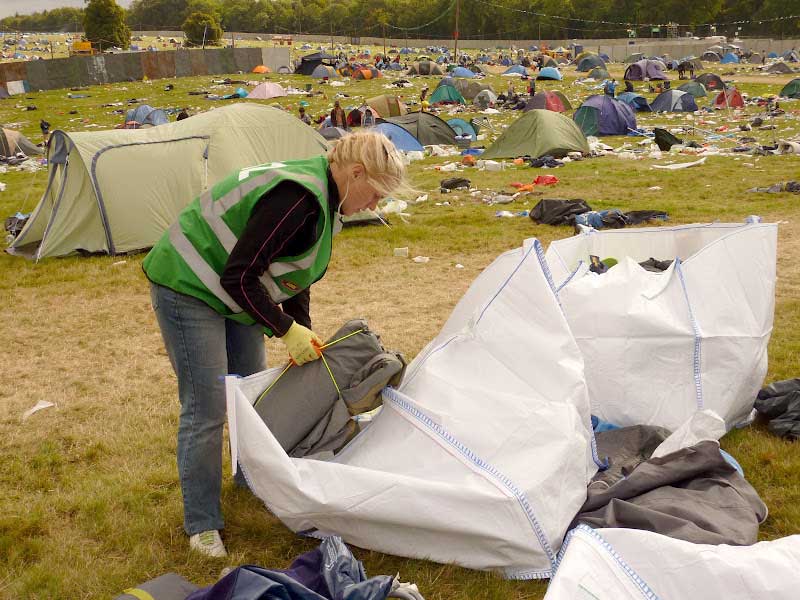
(1, 59), (800, 599)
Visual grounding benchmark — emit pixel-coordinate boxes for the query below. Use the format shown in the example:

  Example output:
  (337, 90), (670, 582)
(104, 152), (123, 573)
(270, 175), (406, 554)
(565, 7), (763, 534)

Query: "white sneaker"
(189, 529), (228, 558)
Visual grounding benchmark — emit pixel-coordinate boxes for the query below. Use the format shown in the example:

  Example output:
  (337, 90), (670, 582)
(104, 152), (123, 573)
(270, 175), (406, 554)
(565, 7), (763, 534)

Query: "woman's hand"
(280, 322), (323, 366)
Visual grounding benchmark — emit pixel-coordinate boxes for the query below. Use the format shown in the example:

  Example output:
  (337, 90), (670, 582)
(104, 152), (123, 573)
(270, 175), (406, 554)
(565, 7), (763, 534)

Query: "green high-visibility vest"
(143, 155), (332, 336)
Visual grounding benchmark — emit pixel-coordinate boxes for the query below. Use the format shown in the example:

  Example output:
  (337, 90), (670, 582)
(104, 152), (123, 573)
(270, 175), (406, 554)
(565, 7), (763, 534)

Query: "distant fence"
(0, 46), (291, 93)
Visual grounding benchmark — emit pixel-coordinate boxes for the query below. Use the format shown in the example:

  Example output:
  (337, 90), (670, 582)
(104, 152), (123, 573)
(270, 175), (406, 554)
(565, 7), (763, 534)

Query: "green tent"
(588, 67), (610, 80)
(384, 112), (456, 146)
(429, 85), (466, 105)
(677, 81), (707, 98)
(10, 104), (329, 259)
(481, 109), (589, 159)
(780, 78), (800, 98)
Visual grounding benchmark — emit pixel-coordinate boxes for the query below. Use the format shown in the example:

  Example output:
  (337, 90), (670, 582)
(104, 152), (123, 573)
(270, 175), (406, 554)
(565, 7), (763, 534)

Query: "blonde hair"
(327, 130), (412, 199)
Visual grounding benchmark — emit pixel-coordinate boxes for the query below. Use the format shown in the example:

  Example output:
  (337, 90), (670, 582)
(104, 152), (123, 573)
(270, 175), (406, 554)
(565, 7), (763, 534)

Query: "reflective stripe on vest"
(169, 226), (244, 313)
(171, 162), (329, 310)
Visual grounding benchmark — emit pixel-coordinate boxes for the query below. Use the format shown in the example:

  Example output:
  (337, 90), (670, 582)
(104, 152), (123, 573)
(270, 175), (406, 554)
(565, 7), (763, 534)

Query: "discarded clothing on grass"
(527, 155), (564, 168)
(574, 439), (767, 545)
(114, 573), (199, 600)
(755, 378), (800, 440)
(529, 198), (592, 225)
(187, 536), (422, 600)
(530, 199), (667, 228)
(746, 181), (800, 194)
(439, 177), (471, 191)
(253, 319), (406, 458)
(654, 127), (683, 151)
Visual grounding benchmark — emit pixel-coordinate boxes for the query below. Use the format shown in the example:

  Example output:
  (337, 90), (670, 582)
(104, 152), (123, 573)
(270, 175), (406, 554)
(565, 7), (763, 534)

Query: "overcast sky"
(0, 1), (133, 19)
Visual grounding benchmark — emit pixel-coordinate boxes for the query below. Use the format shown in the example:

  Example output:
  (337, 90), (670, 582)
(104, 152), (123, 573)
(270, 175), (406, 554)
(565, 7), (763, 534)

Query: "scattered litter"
(746, 181), (800, 194)
(440, 177), (470, 191)
(455, 264), (464, 269)
(381, 199), (408, 214)
(393, 247), (409, 258)
(0, 182), (6, 192)
(412, 256), (430, 263)
(652, 157), (707, 170)
(414, 194), (428, 203)
(477, 159), (505, 171)
(495, 210), (529, 218)
(112, 260), (127, 266)
(22, 400), (54, 421)
(648, 186), (663, 191)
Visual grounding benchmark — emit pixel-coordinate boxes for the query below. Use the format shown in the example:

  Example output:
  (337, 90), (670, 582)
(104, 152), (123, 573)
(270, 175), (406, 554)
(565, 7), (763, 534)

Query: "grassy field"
(1, 57), (800, 599)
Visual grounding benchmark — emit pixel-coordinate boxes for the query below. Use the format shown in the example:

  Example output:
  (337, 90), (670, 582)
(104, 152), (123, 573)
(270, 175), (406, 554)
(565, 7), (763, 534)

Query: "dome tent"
(446, 118), (477, 140)
(407, 61), (444, 75)
(9, 104), (329, 259)
(623, 59), (668, 81)
(451, 66), (475, 78)
(454, 79), (493, 100)
(701, 51), (722, 62)
(370, 122), (424, 152)
(677, 81), (707, 98)
(780, 78), (800, 98)
(577, 54), (605, 72)
(383, 112), (456, 146)
(123, 104), (168, 128)
(573, 95), (637, 136)
(473, 89), (498, 109)
(650, 89), (698, 112)
(524, 91), (571, 112)
(615, 92), (651, 112)
(366, 94), (407, 117)
(429, 85), (466, 105)
(536, 67), (562, 80)
(503, 64), (529, 76)
(228, 237), (599, 577)
(696, 73), (725, 91)
(482, 110), (589, 159)
(310, 64), (340, 79)
(721, 52), (740, 64)
(246, 82), (287, 99)
(587, 68), (610, 80)
(714, 87), (744, 109)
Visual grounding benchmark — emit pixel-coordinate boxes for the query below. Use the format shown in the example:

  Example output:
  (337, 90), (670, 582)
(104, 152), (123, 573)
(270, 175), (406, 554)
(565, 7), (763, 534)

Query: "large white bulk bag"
(228, 239), (599, 578)
(545, 525), (800, 600)
(545, 223), (777, 430)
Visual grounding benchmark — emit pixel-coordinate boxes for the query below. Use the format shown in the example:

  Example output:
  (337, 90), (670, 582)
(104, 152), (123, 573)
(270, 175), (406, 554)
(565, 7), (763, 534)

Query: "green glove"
(281, 322), (323, 366)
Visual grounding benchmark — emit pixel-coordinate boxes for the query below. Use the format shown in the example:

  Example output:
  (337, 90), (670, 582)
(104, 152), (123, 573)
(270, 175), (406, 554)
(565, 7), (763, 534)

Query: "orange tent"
(252, 65), (271, 74)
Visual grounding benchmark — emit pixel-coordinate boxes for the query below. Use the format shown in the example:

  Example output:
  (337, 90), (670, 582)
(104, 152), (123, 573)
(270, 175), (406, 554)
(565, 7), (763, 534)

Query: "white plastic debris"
(381, 199), (408, 214)
(414, 194), (428, 203)
(412, 256), (430, 263)
(393, 247), (409, 258)
(652, 156), (707, 170)
(22, 400), (54, 421)
(0, 182), (6, 192)
(455, 263), (465, 269)
(648, 186), (663, 191)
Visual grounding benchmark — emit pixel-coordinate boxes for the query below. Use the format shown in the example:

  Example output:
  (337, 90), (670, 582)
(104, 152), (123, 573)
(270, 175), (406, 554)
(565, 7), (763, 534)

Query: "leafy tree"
(183, 11), (223, 46)
(126, 0), (188, 30)
(84, 0), (130, 49)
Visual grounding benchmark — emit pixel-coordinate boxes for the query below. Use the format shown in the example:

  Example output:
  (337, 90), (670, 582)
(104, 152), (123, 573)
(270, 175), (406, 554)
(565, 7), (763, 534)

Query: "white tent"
(9, 104), (328, 259)
(545, 222), (777, 431)
(545, 525), (800, 599)
(228, 239), (600, 578)
(246, 82), (287, 100)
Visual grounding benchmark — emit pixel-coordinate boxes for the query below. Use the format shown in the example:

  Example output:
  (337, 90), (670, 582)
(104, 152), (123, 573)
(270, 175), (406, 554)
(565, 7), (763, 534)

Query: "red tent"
(524, 91), (569, 112)
(714, 88), (744, 109)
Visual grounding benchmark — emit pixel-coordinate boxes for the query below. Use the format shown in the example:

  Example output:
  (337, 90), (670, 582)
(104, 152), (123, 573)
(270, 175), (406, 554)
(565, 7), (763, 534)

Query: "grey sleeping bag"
(254, 319), (406, 458)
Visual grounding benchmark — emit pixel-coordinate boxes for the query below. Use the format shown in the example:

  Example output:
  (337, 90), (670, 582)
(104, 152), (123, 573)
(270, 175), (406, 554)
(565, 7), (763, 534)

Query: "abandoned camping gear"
(253, 319), (406, 458)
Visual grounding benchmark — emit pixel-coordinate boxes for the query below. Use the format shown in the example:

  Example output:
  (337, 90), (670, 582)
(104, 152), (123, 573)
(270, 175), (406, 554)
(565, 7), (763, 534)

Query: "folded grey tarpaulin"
(253, 319), (406, 458)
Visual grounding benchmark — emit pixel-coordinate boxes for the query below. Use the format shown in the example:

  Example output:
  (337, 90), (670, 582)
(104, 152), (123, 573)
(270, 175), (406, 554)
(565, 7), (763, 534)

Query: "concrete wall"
(0, 46), (290, 92)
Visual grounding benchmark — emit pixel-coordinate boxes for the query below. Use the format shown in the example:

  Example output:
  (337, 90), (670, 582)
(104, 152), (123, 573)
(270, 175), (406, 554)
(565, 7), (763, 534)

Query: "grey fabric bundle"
(254, 319), (406, 458)
(574, 437), (767, 546)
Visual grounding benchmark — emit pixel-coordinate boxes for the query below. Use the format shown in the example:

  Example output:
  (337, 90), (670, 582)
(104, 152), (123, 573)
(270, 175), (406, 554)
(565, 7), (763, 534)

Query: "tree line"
(1, 0), (797, 41)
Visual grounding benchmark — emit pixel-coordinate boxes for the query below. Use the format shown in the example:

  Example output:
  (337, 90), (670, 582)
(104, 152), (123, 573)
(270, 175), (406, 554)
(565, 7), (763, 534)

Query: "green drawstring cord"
(254, 328), (365, 407)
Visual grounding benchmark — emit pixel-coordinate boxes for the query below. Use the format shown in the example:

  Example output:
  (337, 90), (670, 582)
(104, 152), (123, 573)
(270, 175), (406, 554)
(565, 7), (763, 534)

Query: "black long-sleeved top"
(220, 172), (340, 337)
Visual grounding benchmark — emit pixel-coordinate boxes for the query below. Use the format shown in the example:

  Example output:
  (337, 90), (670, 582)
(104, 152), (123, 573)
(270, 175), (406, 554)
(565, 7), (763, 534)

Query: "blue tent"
(721, 52), (740, 64)
(500, 57), (512, 66)
(437, 76), (456, 88)
(573, 95), (637, 136)
(371, 122), (424, 152)
(446, 118), (477, 140)
(536, 67), (562, 80)
(503, 64), (528, 76)
(452, 66), (475, 78)
(125, 104), (169, 126)
(400, 47), (412, 54)
(386, 62), (403, 71)
(768, 52), (778, 58)
(616, 92), (652, 112)
(599, 53), (610, 62)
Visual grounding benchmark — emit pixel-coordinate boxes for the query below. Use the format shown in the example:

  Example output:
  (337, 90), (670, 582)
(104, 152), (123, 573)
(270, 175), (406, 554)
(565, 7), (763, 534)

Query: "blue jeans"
(150, 283), (266, 535)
